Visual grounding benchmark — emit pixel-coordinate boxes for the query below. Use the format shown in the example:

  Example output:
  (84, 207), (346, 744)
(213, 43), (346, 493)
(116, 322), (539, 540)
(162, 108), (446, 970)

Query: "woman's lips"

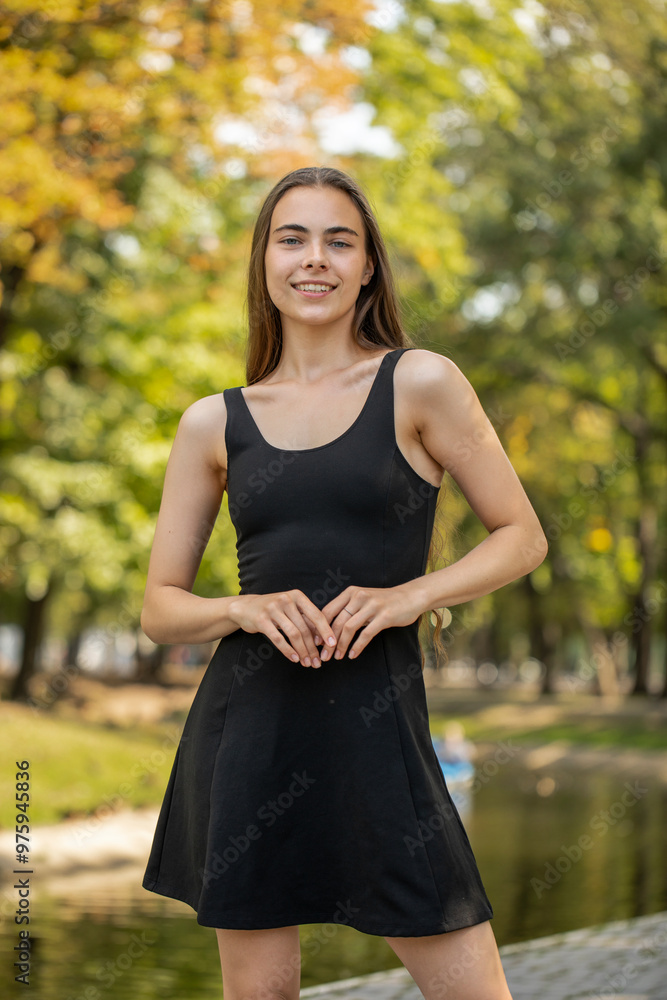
(292, 285), (336, 298)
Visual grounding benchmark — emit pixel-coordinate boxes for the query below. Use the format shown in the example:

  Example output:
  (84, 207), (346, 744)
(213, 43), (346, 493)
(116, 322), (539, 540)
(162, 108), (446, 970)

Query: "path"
(300, 910), (667, 1000)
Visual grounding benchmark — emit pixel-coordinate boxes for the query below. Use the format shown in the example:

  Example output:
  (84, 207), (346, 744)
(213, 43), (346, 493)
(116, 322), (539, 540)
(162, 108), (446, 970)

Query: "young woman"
(141, 165), (548, 1000)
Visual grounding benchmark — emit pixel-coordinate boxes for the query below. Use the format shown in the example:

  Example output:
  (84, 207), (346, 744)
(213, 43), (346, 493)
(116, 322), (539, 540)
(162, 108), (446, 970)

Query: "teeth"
(294, 284), (333, 292)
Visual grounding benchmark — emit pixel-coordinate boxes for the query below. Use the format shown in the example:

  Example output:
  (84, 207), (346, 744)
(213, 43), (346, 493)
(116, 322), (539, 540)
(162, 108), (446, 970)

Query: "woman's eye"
(279, 238), (350, 248)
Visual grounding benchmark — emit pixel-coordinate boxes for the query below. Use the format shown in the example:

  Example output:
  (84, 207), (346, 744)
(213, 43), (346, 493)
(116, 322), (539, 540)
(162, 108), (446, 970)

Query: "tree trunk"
(134, 638), (168, 684)
(523, 574), (558, 694)
(659, 582), (667, 699)
(624, 417), (656, 696)
(0, 259), (27, 349)
(9, 585), (51, 702)
(586, 628), (621, 697)
(66, 631), (82, 669)
(630, 502), (657, 695)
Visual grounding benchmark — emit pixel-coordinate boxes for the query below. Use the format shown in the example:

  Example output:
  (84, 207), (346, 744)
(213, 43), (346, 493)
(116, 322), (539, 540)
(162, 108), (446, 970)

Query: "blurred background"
(1, 0), (666, 997)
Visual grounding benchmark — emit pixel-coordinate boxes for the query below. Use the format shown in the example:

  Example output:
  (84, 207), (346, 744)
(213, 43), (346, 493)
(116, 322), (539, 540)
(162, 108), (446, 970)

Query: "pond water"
(2, 759), (665, 999)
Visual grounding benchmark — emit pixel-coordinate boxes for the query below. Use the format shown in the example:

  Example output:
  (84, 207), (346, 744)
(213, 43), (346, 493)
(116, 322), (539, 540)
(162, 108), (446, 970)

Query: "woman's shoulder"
(179, 390), (229, 427)
(395, 348), (480, 440)
(176, 391), (234, 472)
(397, 347), (469, 396)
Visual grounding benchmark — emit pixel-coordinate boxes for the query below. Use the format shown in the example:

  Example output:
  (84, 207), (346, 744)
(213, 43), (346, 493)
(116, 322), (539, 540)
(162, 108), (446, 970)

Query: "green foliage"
(1, 0), (666, 691)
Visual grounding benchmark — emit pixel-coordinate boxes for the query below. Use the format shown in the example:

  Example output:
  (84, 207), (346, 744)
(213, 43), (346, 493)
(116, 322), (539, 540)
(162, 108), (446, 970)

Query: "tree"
(1, 0), (374, 698)
(351, 0), (667, 694)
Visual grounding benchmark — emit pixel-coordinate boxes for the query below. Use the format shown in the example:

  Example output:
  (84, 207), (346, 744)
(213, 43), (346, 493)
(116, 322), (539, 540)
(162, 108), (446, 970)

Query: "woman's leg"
(215, 925), (301, 1000)
(384, 919), (513, 1000)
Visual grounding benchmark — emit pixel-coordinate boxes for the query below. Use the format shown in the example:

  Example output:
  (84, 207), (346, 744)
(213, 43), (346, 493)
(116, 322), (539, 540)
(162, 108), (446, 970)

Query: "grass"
(0, 704), (183, 829)
(2, 696), (665, 829)
(429, 711), (667, 751)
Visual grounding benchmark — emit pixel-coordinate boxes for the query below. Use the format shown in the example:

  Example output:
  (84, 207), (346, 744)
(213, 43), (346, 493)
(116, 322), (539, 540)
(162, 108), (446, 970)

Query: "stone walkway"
(299, 910), (667, 1000)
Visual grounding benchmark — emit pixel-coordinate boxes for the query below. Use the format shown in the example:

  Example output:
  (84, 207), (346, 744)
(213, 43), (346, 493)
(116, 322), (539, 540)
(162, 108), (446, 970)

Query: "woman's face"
(264, 185), (374, 333)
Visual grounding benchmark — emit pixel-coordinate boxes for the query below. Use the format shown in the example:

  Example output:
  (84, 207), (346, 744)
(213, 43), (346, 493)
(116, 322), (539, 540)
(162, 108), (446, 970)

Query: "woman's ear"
(362, 255), (375, 285)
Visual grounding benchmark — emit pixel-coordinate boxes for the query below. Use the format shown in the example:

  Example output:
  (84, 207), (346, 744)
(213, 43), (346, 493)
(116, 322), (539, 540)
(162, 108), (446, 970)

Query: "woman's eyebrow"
(272, 223), (360, 237)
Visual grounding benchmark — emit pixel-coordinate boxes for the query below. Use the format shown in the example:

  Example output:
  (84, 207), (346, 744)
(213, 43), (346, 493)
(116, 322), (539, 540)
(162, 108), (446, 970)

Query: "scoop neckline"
(237, 349), (402, 454)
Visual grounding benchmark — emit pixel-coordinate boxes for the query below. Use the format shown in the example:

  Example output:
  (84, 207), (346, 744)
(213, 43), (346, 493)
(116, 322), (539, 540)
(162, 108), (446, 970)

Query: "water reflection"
(468, 761), (667, 943)
(1, 866), (402, 998)
(1, 761), (665, 999)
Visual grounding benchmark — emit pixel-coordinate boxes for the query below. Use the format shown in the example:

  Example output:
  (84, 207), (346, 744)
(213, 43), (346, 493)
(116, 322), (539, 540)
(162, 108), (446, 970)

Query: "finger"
(300, 615), (321, 647)
(306, 632), (335, 660)
(346, 622), (381, 660)
(269, 596), (321, 666)
(291, 612), (328, 667)
(300, 608), (338, 662)
(300, 614), (329, 649)
(262, 623), (305, 664)
(277, 612), (322, 667)
(264, 610), (311, 665)
(315, 610), (339, 661)
(320, 588), (353, 621)
(332, 609), (363, 659)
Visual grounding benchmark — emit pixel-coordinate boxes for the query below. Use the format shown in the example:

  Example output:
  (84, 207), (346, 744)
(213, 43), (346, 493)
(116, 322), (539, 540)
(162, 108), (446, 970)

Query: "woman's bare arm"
(141, 392), (340, 662)
(400, 350), (549, 613)
(140, 394), (242, 645)
(313, 348), (549, 662)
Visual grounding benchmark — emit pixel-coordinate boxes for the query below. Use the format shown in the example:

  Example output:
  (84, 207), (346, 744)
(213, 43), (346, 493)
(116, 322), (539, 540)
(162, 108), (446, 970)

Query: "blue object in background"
(432, 724), (476, 813)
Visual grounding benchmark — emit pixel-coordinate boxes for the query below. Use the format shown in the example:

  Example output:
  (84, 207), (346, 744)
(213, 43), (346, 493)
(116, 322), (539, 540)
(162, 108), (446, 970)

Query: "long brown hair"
(242, 165), (449, 668)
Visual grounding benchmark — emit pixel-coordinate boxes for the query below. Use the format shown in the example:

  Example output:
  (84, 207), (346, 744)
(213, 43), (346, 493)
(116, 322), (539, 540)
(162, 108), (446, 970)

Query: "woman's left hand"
(316, 585), (425, 661)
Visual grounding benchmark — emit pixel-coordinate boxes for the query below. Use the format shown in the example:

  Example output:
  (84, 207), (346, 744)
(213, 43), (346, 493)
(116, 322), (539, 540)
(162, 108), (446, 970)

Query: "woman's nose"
(301, 243), (328, 267)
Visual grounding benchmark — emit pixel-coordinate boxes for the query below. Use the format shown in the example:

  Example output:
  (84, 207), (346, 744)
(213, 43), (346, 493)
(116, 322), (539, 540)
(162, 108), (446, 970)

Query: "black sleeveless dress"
(141, 347), (494, 935)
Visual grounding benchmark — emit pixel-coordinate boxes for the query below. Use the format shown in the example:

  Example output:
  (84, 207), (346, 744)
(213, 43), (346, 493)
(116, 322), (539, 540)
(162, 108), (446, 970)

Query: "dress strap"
(223, 385), (259, 458)
(362, 346), (414, 451)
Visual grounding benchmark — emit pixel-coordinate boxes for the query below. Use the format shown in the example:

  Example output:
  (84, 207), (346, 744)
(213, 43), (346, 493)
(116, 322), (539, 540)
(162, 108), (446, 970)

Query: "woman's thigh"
(215, 925), (301, 1000)
(384, 919), (513, 1000)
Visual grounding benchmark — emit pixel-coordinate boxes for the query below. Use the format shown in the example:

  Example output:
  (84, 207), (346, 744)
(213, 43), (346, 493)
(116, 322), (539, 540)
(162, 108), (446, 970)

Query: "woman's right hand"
(228, 591), (338, 668)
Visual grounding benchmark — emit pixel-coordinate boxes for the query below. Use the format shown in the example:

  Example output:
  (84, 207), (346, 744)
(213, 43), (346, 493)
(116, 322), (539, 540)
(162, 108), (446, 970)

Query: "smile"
(292, 283), (336, 298)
